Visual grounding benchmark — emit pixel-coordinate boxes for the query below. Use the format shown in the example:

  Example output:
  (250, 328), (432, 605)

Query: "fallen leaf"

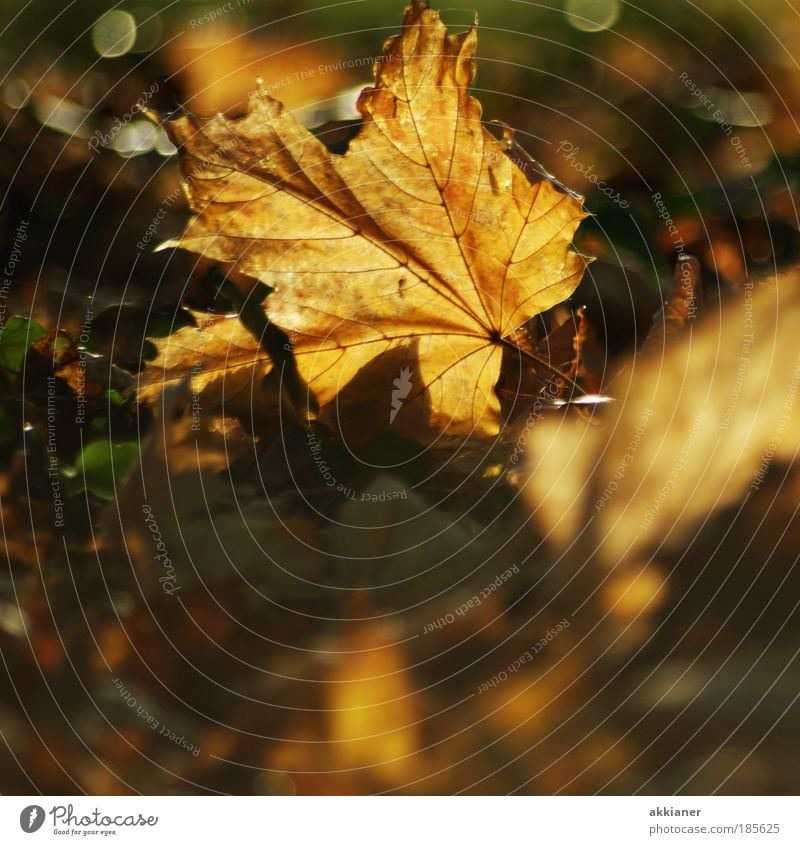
(526, 271), (800, 565)
(640, 254), (702, 355)
(499, 306), (602, 412)
(327, 623), (419, 782)
(534, 306), (603, 397)
(610, 255), (702, 390)
(140, 1), (588, 443)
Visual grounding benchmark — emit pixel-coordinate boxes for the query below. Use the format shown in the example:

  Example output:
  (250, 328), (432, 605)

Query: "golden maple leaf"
(140, 0), (589, 441)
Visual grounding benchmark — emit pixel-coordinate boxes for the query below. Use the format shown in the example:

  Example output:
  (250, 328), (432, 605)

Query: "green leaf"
(101, 389), (126, 407)
(71, 440), (139, 499)
(0, 316), (47, 373)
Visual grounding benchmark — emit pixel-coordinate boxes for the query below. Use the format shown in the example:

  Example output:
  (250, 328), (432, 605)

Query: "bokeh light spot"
(564, 0), (621, 32)
(92, 11), (137, 58)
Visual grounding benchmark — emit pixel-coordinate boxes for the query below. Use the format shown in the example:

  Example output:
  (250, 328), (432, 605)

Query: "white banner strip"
(1, 796), (797, 844)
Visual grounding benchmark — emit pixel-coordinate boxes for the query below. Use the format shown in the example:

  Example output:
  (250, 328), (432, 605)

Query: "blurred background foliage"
(1, 0), (800, 795)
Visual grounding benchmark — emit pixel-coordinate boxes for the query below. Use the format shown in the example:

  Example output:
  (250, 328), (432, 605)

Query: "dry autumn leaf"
(526, 272), (800, 566)
(498, 306), (601, 408)
(638, 255), (702, 357)
(140, 0), (589, 442)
